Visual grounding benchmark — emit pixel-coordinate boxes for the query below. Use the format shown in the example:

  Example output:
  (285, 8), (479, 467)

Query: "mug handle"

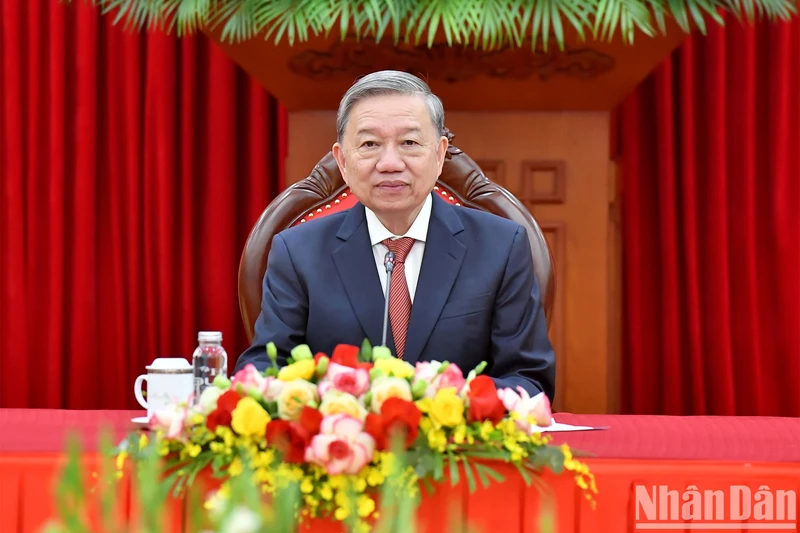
(134, 375), (148, 409)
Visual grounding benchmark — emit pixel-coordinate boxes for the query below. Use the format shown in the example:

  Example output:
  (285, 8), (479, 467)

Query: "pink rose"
(261, 377), (284, 402)
(149, 404), (187, 439)
(432, 363), (466, 393)
(305, 414), (375, 475)
(413, 361), (441, 384)
(231, 363), (283, 401)
(497, 387), (553, 432)
(231, 364), (267, 394)
(318, 362), (370, 398)
(414, 362), (466, 398)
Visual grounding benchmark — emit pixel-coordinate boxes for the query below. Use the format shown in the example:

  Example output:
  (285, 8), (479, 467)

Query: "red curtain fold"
(619, 17), (800, 416)
(0, 0), (287, 409)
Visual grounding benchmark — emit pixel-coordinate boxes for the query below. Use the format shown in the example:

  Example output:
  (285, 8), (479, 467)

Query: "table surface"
(2, 409), (799, 462)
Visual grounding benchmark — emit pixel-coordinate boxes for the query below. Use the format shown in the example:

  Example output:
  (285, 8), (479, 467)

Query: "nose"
(375, 145), (405, 173)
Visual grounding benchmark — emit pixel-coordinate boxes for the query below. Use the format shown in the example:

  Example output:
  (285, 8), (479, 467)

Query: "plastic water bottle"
(192, 331), (228, 401)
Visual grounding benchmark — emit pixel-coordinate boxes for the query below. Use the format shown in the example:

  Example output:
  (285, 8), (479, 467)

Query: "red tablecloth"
(3, 409), (799, 460)
(1, 409), (799, 533)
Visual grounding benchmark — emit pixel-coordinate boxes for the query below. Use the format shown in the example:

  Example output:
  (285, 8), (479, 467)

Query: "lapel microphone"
(381, 251), (395, 347)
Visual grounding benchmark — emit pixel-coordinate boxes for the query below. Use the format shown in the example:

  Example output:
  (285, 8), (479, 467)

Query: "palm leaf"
(64, 0), (798, 50)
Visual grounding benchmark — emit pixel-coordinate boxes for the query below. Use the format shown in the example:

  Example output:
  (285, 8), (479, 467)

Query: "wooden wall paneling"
(539, 222), (567, 412)
(521, 161), (567, 205)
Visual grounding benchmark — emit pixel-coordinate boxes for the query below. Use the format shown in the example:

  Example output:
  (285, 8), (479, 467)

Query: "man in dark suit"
(234, 70), (556, 402)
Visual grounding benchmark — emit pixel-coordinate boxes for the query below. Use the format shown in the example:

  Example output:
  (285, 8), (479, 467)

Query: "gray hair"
(336, 70), (445, 141)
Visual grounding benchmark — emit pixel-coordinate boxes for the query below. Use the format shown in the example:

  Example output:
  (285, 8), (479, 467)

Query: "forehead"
(345, 93), (434, 137)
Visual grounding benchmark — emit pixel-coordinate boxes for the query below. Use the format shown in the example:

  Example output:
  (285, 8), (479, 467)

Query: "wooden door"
(441, 112), (620, 414)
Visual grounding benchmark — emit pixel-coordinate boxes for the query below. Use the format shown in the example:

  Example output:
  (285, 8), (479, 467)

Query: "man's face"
(332, 93), (448, 228)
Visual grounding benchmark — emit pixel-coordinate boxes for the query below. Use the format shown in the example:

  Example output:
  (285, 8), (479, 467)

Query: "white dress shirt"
(364, 193), (432, 303)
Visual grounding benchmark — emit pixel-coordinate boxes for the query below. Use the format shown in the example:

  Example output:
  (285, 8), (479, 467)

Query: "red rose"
(206, 389), (242, 432)
(298, 405), (323, 435)
(364, 413), (386, 450)
(217, 390), (243, 412)
(206, 409), (232, 432)
(467, 376), (506, 424)
(331, 344), (360, 368)
(365, 398), (422, 451)
(265, 406), (323, 463)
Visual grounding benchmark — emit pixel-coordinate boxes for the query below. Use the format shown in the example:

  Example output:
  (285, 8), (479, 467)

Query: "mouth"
(376, 181), (408, 191)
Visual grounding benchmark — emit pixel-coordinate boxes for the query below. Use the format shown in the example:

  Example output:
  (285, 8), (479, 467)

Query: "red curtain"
(619, 17), (800, 416)
(0, 0), (288, 409)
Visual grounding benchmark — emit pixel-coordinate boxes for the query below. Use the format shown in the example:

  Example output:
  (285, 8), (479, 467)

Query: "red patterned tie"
(382, 237), (415, 359)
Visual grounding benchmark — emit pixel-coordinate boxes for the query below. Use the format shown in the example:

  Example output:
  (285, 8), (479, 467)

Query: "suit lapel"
(331, 204), (395, 352)
(402, 196), (466, 365)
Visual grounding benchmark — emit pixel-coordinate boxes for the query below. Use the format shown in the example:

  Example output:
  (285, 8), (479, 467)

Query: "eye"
(361, 141), (377, 148)
(402, 140), (418, 146)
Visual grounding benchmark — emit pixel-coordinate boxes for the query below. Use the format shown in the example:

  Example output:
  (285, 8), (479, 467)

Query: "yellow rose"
(277, 379), (319, 421)
(374, 358), (415, 379)
(319, 390), (368, 420)
(429, 387), (464, 428)
(369, 376), (412, 412)
(231, 397), (271, 438)
(278, 359), (316, 382)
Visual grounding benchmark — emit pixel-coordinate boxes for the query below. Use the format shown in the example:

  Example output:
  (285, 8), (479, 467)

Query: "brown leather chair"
(238, 130), (555, 342)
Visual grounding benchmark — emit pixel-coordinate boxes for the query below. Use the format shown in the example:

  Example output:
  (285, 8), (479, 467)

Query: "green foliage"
(65, 0), (797, 51)
(42, 430), (481, 533)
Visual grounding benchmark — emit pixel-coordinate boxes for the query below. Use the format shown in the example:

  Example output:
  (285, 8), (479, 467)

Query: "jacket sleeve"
(233, 234), (308, 374)
(488, 225), (557, 403)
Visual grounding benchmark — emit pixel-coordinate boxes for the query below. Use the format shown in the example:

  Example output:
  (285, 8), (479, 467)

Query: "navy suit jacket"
(235, 193), (556, 402)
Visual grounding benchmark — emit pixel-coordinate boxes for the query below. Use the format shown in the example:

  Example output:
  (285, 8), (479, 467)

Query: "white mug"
(134, 358), (194, 419)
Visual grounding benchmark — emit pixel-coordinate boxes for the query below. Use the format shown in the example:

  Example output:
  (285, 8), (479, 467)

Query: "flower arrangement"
(137, 341), (597, 532)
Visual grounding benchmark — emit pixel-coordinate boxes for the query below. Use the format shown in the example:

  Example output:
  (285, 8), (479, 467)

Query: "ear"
(435, 135), (448, 174)
(332, 142), (348, 183)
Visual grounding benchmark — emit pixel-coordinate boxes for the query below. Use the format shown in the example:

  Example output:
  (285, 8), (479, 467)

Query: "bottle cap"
(198, 331), (223, 342)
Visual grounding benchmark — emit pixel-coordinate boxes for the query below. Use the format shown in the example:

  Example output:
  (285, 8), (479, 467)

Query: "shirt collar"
(365, 192), (432, 246)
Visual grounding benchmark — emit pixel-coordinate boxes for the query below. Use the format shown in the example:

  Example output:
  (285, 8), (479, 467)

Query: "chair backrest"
(238, 130), (555, 341)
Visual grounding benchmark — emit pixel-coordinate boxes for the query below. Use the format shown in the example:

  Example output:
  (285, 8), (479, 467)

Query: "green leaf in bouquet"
(371, 345), (393, 360)
(422, 477), (436, 496)
(97, 430), (122, 533)
(369, 367), (386, 380)
(475, 463), (506, 485)
(315, 355), (329, 377)
(265, 341), (280, 376)
(264, 400), (279, 418)
(54, 434), (90, 533)
(514, 462), (533, 486)
(474, 461), (490, 489)
(360, 337), (373, 361)
(461, 455), (477, 494)
(446, 451), (460, 487)
(472, 361), (488, 376)
(185, 454), (214, 487)
(267, 341), (278, 362)
(433, 451), (445, 481)
(411, 378), (427, 399)
(460, 449), (509, 461)
(213, 374), (231, 389)
(290, 343), (313, 361)
(529, 446), (565, 475)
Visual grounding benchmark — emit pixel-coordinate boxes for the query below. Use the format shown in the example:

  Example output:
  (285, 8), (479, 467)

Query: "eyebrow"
(356, 127), (423, 137)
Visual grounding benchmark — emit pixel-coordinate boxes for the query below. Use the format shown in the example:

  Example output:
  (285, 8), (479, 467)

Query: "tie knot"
(382, 237), (415, 262)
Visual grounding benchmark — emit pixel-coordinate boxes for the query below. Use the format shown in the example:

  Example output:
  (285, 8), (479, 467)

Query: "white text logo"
(635, 485), (797, 530)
